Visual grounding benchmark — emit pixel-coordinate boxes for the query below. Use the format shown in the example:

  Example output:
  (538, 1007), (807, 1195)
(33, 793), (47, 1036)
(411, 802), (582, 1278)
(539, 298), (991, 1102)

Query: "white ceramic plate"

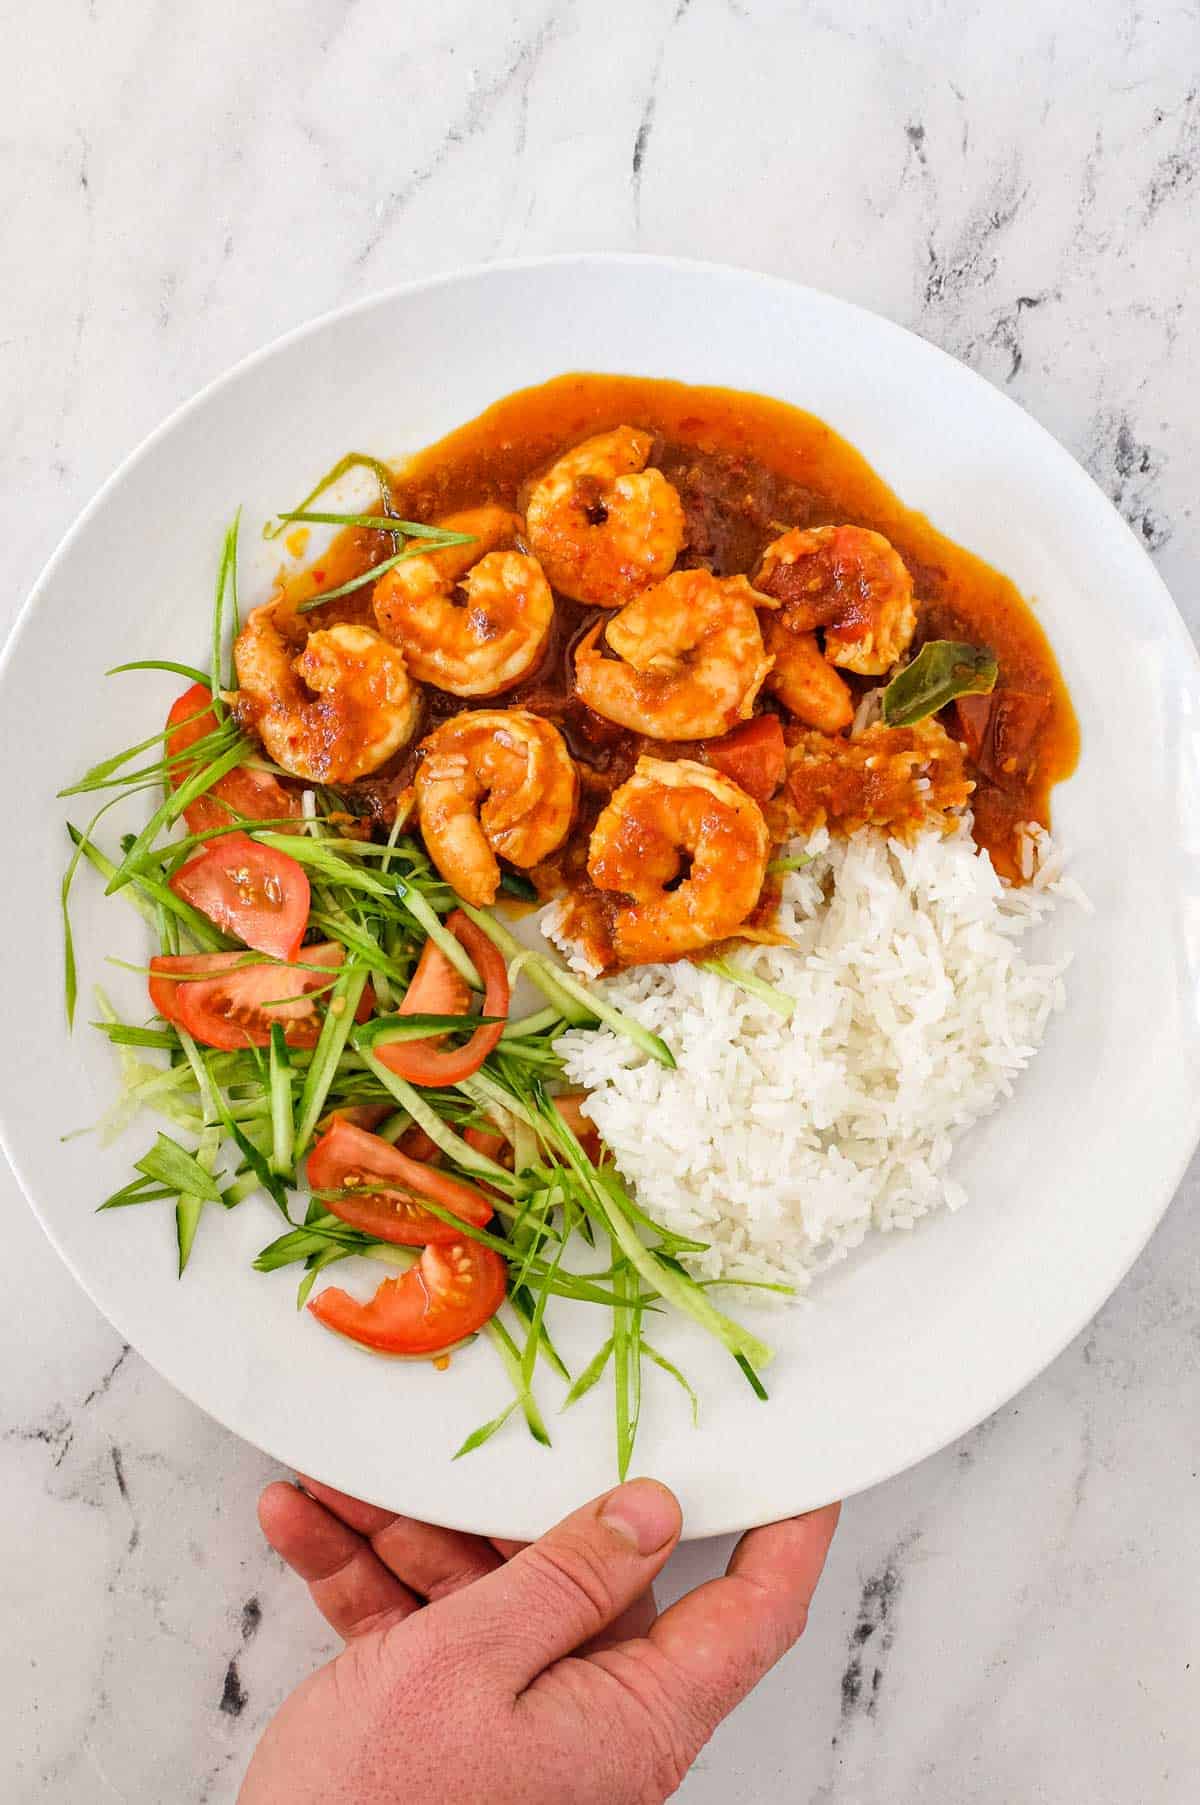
(5, 256), (1200, 1541)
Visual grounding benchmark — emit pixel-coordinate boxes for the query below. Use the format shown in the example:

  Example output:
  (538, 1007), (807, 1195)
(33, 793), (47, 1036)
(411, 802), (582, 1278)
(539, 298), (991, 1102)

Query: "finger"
(299, 1474), (506, 1601)
(258, 1482), (421, 1639)
(579, 1584), (658, 1652)
(371, 1515), (507, 1602)
(296, 1473), (397, 1538)
(643, 1503), (840, 1730)
(431, 1477), (682, 1691)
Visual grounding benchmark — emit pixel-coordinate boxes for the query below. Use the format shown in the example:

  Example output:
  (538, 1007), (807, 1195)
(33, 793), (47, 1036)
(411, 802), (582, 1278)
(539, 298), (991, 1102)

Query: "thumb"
(428, 1478), (681, 1692)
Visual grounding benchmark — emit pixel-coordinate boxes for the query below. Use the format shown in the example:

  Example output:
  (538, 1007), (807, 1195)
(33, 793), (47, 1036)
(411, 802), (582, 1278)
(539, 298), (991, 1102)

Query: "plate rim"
(5, 250), (1200, 1538)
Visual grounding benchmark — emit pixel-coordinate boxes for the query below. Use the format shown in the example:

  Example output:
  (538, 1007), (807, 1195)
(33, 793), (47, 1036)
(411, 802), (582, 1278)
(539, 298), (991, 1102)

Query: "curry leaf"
(881, 640), (998, 728)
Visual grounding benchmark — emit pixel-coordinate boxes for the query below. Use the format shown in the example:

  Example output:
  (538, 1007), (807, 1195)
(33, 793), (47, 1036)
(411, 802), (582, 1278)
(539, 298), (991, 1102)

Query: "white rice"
(551, 822), (1078, 1297)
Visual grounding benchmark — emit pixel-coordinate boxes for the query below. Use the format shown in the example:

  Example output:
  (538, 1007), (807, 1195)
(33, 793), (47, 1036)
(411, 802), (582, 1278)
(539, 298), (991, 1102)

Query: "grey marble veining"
(3, 2), (1198, 1799)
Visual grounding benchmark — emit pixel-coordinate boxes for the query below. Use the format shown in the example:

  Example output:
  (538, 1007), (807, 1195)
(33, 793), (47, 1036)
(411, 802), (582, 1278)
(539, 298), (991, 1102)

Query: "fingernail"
(600, 1478), (680, 1555)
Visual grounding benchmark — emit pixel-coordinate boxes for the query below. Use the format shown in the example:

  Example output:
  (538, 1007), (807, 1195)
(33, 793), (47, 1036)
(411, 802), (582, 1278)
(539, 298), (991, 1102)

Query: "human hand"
(240, 1474), (839, 1804)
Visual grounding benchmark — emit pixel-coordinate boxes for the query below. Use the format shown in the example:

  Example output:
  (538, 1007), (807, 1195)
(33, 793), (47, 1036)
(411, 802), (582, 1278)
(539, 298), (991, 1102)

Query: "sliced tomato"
(954, 691), (1049, 788)
(551, 1091), (605, 1166)
(169, 832), (310, 961)
(464, 1125), (512, 1166)
(701, 715), (786, 804)
(165, 683), (299, 836)
(400, 934), (472, 1018)
(376, 912), (510, 1087)
(315, 1102), (394, 1136)
(148, 942), (369, 1050)
(953, 693), (993, 764)
(308, 1239), (507, 1355)
(306, 1119), (493, 1247)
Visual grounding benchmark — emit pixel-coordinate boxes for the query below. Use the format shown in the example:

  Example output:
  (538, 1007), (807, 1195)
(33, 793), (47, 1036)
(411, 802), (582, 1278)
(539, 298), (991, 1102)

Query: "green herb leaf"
(452, 1399), (518, 1459)
(701, 957), (795, 1020)
(561, 1337), (615, 1410)
(642, 1342), (700, 1426)
(107, 659), (214, 685)
(294, 537), (476, 614)
(263, 452), (400, 541)
(176, 1195), (204, 1276)
(880, 640), (998, 728)
(134, 1133), (223, 1202)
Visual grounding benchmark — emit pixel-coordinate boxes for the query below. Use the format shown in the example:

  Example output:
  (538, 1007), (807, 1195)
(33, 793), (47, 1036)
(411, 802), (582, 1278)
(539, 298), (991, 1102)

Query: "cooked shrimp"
(233, 607), (419, 783)
(373, 507), (554, 698)
(586, 757), (770, 966)
(415, 710), (577, 907)
(574, 569), (774, 740)
(755, 525), (917, 676)
(525, 427), (686, 607)
(762, 614), (854, 733)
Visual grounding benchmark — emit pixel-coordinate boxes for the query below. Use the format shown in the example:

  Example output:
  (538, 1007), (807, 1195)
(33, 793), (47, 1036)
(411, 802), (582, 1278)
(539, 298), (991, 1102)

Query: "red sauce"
(272, 373), (1079, 883)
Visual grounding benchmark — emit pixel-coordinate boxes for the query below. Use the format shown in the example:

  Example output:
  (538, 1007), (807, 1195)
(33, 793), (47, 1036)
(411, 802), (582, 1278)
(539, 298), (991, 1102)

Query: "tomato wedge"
(551, 1091), (605, 1166)
(308, 1239), (507, 1355)
(165, 683), (299, 836)
(376, 911), (510, 1087)
(148, 942), (369, 1050)
(701, 714), (786, 804)
(307, 1119), (493, 1246)
(169, 832), (310, 961)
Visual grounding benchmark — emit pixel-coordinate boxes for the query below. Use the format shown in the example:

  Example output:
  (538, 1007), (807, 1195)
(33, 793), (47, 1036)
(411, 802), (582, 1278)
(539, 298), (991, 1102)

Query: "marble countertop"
(4, 3), (1199, 1799)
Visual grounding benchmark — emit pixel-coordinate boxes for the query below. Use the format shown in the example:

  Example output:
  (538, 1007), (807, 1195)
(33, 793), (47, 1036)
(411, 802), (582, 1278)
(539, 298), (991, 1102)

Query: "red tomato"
(169, 832), (310, 961)
(306, 1119), (493, 1246)
(376, 912), (510, 1087)
(400, 934), (472, 1018)
(165, 683), (299, 836)
(148, 942), (368, 1050)
(701, 715), (786, 804)
(308, 1239), (507, 1355)
(551, 1091), (605, 1166)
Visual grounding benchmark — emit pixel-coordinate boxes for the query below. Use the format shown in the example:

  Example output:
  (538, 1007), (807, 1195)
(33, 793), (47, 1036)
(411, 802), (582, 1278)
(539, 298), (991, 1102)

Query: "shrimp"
(525, 427), (686, 607)
(233, 606), (419, 783)
(414, 710), (577, 908)
(373, 507), (555, 698)
(761, 614), (854, 733)
(574, 568), (774, 740)
(755, 525), (918, 676)
(586, 756), (770, 966)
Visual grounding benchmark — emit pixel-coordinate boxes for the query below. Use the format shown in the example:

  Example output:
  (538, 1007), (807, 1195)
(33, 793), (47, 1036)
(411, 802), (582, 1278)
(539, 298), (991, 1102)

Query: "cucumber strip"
(394, 882), (482, 988)
(292, 965), (369, 1160)
(456, 903), (591, 1025)
(701, 957), (796, 1020)
(355, 1050), (519, 1191)
(561, 1337), (614, 1410)
(534, 960), (676, 1068)
(269, 1025), (295, 1177)
(484, 1313), (550, 1448)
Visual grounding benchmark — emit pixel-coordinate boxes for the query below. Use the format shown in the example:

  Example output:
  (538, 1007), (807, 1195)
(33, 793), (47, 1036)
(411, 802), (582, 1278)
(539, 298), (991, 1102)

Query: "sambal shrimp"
(574, 568), (775, 740)
(525, 426), (686, 608)
(372, 506), (554, 697)
(755, 524), (917, 680)
(584, 756), (770, 967)
(414, 710), (578, 908)
(233, 606), (419, 783)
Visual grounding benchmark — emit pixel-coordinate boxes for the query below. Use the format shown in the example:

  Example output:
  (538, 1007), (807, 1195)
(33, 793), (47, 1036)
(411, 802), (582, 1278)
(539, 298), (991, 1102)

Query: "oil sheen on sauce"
(274, 372), (1079, 882)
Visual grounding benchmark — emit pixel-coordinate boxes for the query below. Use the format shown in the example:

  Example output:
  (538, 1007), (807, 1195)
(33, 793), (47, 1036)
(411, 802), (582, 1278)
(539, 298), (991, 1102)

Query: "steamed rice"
(551, 823), (1077, 1296)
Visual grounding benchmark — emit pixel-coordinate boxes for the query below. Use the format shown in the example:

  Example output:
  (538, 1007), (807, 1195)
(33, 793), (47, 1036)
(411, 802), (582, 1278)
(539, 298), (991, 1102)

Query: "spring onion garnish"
(262, 451), (401, 541)
(701, 957), (796, 1020)
(294, 534), (477, 614)
(881, 639), (998, 728)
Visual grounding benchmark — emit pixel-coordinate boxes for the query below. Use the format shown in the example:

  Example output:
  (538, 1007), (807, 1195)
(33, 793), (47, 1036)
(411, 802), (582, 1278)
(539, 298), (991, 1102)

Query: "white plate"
(4, 256), (1200, 1541)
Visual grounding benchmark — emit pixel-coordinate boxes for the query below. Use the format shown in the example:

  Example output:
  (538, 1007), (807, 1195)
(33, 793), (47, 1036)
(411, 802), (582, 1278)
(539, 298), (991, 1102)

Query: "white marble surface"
(4, 2), (1199, 1799)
